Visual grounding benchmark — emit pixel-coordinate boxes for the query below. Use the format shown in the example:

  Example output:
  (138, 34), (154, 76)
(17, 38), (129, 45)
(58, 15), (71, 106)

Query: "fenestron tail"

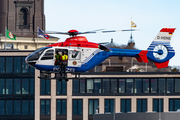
(147, 28), (176, 68)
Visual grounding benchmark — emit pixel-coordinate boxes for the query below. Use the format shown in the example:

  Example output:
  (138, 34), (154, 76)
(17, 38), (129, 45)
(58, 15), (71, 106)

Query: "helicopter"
(25, 28), (176, 80)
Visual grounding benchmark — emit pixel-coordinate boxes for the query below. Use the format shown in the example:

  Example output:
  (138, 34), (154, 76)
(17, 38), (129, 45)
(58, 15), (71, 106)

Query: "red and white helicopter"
(25, 28), (176, 80)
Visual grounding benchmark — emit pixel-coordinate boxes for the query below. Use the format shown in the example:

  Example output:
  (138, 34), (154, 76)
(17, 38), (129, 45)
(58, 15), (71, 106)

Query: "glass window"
(73, 79), (79, 93)
(87, 79), (93, 93)
(158, 79), (165, 93)
(14, 79), (21, 94)
(30, 100), (34, 115)
(40, 99), (50, 115)
(30, 66), (35, 74)
(69, 50), (81, 60)
(22, 57), (29, 73)
(0, 57), (5, 73)
(80, 79), (85, 93)
(121, 99), (131, 113)
(41, 49), (54, 60)
(14, 57), (21, 73)
(41, 79), (50, 95)
(143, 79), (149, 93)
(14, 100), (21, 115)
(57, 80), (66, 95)
(105, 99), (114, 113)
(6, 57), (13, 73)
(73, 99), (82, 115)
(22, 79), (29, 94)
(153, 99), (163, 112)
(151, 79), (157, 93)
(119, 79), (125, 93)
(126, 79), (133, 93)
(0, 100), (5, 115)
(111, 79), (117, 93)
(169, 99), (180, 111)
(175, 79), (180, 93)
(135, 79), (142, 93)
(6, 79), (13, 94)
(57, 99), (66, 115)
(22, 100), (29, 115)
(94, 79), (101, 93)
(0, 79), (5, 94)
(30, 78), (34, 94)
(103, 79), (110, 93)
(167, 78), (174, 93)
(89, 99), (99, 115)
(6, 100), (13, 115)
(137, 99), (147, 112)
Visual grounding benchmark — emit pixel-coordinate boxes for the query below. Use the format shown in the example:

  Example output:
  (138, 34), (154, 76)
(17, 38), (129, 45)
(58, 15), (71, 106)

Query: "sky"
(44, 0), (180, 66)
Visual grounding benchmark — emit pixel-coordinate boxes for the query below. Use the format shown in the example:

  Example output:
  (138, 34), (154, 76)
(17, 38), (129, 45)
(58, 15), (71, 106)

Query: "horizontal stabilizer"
(138, 50), (148, 63)
(154, 60), (169, 69)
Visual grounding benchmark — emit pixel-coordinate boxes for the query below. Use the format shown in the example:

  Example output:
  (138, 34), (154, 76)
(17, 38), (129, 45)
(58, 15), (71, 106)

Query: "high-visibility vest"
(61, 55), (68, 60)
(55, 54), (61, 59)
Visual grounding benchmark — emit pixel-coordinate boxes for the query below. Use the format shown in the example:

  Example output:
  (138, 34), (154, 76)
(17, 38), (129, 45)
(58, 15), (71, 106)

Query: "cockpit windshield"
(27, 47), (51, 61)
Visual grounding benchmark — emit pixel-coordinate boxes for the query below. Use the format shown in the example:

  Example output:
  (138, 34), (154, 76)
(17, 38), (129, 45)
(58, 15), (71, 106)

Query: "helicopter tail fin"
(146, 28), (176, 68)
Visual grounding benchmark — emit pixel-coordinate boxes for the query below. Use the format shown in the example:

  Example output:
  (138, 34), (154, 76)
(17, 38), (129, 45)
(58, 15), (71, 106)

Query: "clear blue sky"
(44, 0), (180, 66)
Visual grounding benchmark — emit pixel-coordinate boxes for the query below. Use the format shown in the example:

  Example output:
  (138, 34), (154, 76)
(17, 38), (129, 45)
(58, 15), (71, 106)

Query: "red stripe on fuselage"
(47, 36), (99, 48)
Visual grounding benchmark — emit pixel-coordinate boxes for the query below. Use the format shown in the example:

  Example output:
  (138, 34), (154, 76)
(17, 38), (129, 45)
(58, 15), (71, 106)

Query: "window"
(22, 57), (29, 73)
(19, 8), (28, 25)
(73, 99), (82, 115)
(126, 79), (133, 93)
(0, 79), (5, 94)
(14, 57), (21, 73)
(135, 79), (142, 93)
(87, 79), (93, 93)
(14, 79), (21, 94)
(175, 79), (180, 92)
(0, 57), (5, 73)
(89, 99), (99, 115)
(143, 79), (149, 93)
(24, 45), (28, 49)
(121, 99), (131, 113)
(69, 50), (81, 60)
(14, 100), (21, 115)
(30, 78), (34, 94)
(6, 57), (13, 73)
(41, 49), (54, 60)
(103, 79), (110, 93)
(119, 79), (125, 93)
(158, 79), (165, 93)
(169, 99), (180, 111)
(6, 100), (13, 115)
(153, 99), (163, 112)
(6, 79), (13, 94)
(0, 100), (4, 115)
(57, 80), (66, 95)
(40, 99), (50, 115)
(80, 79), (85, 93)
(105, 99), (114, 113)
(73, 79), (79, 93)
(22, 79), (29, 94)
(111, 79), (117, 93)
(57, 99), (66, 115)
(22, 100), (29, 115)
(41, 79), (51, 95)
(151, 79), (157, 93)
(30, 100), (34, 115)
(94, 79), (101, 93)
(167, 78), (174, 93)
(137, 99), (147, 112)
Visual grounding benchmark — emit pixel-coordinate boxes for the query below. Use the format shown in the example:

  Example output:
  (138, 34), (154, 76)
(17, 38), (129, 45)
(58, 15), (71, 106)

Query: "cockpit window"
(26, 47), (50, 61)
(69, 50), (81, 60)
(41, 49), (54, 60)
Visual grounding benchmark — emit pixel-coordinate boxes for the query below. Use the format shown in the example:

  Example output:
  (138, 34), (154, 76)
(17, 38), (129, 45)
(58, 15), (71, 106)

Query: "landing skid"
(38, 71), (81, 81)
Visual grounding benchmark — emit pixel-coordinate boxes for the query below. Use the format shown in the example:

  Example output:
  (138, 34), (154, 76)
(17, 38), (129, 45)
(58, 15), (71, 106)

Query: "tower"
(0, 0), (45, 37)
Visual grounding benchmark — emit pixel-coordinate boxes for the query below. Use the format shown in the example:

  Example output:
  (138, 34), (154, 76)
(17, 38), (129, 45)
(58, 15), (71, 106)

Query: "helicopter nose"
(25, 56), (36, 66)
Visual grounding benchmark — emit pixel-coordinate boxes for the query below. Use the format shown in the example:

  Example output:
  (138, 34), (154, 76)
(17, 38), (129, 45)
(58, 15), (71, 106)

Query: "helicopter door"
(68, 50), (81, 67)
(37, 48), (55, 66)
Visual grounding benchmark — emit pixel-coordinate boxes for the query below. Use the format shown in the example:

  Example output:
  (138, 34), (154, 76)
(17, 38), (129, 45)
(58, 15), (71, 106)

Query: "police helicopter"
(25, 28), (176, 81)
